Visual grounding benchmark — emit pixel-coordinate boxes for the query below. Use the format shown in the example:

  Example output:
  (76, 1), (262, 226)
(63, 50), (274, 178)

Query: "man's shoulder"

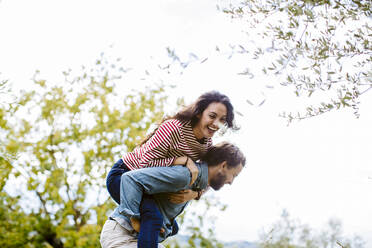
(160, 165), (191, 188)
(164, 165), (190, 176)
(195, 162), (209, 190)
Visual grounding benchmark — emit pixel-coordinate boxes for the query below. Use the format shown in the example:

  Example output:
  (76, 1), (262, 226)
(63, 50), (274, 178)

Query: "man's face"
(209, 162), (243, 190)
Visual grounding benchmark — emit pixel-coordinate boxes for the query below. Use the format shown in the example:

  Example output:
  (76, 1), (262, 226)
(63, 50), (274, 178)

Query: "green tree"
(223, 0), (371, 122)
(0, 79), (15, 193)
(259, 210), (365, 248)
(0, 58), (167, 247)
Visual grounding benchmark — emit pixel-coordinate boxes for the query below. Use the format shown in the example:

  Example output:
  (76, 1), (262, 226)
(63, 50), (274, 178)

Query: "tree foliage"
(0, 59), (167, 247)
(223, 0), (371, 122)
(259, 210), (365, 248)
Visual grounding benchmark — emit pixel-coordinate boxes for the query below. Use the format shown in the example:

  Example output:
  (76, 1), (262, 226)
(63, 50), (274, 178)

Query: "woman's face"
(193, 102), (227, 140)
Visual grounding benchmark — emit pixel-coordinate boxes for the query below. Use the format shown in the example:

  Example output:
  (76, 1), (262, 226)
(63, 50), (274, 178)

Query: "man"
(100, 142), (246, 248)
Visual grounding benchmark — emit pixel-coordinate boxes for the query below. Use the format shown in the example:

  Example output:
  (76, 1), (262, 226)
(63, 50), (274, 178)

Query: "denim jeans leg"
(106, 159), (130, 204)
(137, 195), (163, 248)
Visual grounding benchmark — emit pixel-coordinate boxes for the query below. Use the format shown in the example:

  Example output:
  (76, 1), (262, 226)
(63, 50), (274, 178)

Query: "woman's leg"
(106, 159), (130, 204)
(137, 195), (163, 248)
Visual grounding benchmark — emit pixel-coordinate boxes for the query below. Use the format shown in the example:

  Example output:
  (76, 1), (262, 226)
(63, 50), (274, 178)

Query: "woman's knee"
(106, 159), (130, 204)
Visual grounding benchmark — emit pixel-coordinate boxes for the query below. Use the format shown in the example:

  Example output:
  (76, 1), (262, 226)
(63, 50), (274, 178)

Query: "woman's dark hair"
(140, 91), (237, 145)
(202, 142), (246, 168)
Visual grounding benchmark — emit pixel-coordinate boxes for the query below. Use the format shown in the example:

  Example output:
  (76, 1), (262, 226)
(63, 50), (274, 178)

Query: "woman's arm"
(137, 120), (181, 167)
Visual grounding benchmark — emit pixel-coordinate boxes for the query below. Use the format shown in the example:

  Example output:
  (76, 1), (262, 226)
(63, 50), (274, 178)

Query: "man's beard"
(209, 171), (226, 191)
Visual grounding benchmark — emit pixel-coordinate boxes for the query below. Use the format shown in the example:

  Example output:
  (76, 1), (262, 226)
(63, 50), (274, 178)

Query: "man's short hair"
(202, 142), (246, 168)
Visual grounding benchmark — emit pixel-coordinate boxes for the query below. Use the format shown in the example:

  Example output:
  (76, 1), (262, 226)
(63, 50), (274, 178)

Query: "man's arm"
(118, 165), (192, 219)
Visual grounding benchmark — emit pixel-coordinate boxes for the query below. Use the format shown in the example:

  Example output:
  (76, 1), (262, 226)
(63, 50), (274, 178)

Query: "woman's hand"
(185, 158), (198, 186)
(167, 189), (198, 204)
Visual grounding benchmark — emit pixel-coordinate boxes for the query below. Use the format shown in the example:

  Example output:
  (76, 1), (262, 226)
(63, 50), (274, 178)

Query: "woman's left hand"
(167, 189), (198, 204)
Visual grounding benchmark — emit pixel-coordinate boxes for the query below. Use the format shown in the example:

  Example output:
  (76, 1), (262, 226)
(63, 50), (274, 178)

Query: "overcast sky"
(1, 0), (371, 246)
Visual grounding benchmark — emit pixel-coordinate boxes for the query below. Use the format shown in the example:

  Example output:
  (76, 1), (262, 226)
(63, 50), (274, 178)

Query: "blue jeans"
(106, 159), (178, 248)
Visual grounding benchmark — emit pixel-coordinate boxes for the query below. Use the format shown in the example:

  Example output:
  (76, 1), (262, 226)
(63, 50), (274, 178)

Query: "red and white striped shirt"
(122, 119), (212, 170)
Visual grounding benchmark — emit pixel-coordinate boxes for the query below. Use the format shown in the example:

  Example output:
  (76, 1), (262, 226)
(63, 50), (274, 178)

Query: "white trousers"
(100, 219), (165, 248)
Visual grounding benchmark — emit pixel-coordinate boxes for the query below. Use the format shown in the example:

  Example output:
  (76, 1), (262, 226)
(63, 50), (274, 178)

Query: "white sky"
(1, 0), (371, 246)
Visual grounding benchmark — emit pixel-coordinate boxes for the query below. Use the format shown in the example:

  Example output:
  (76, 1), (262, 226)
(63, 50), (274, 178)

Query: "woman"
(106, 91), (237, 247)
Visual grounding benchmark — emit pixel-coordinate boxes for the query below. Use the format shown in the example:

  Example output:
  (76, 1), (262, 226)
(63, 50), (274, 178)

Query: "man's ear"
(221, 161), (227, 170)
